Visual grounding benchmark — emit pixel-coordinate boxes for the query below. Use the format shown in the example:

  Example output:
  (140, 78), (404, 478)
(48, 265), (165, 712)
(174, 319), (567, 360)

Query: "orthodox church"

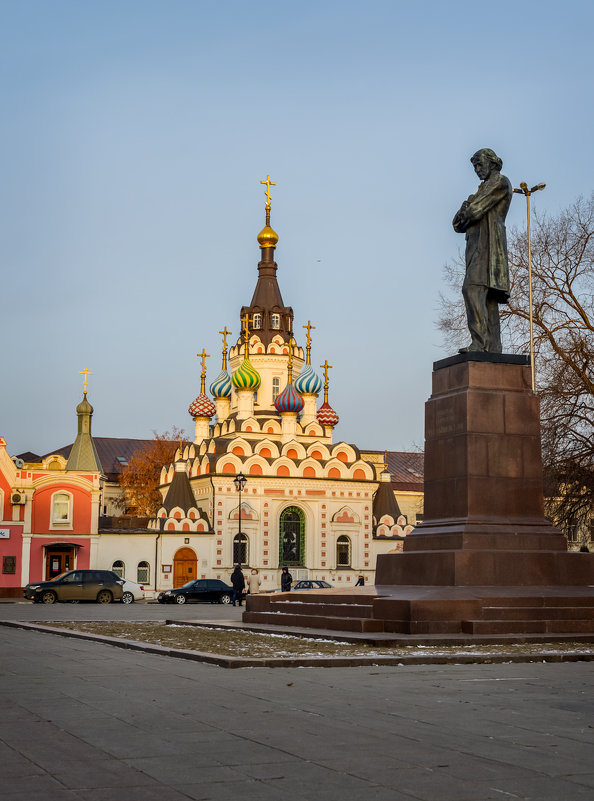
(0, 180), (423, 596)
(143, 179), (421, 592)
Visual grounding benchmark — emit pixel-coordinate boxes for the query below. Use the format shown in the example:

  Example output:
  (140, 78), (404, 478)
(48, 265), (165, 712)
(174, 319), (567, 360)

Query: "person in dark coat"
(230, 565), (245, 606)
(280, 566), (292, 592)
(355, 575), (365, 586)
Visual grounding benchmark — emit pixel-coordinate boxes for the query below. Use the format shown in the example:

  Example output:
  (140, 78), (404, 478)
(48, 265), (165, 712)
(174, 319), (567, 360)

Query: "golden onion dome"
(257, 224), (279, 248)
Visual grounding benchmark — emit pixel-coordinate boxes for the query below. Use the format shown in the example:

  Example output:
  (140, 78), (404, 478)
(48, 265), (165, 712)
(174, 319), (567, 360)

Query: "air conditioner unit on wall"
(11, 492), (25, 505)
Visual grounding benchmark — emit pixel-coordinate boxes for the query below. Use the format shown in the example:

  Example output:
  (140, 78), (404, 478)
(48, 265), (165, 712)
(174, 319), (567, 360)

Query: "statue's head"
(471, 148), (503, 180)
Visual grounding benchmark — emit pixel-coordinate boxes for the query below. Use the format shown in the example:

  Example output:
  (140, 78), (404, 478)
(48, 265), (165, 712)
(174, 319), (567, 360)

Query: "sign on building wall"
(0, 529), (10, 539)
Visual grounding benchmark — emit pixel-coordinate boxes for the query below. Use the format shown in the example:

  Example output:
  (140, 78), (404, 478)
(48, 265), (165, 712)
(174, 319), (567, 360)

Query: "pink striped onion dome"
(316, 401), (339, 427)
(274, 383), (304, 414)
(188, 393), (216, 418)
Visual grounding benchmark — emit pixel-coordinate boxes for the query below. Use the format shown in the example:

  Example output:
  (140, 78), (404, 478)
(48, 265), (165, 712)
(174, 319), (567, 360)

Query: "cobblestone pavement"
(1, 612), (594, 800)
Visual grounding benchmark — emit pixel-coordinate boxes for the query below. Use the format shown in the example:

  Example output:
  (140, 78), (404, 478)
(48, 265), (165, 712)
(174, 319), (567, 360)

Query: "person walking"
(230, 564), (245, 607)
(247, 568), (262, 595)
(355, 575), (365, 587)
(280, 566), (292, 592)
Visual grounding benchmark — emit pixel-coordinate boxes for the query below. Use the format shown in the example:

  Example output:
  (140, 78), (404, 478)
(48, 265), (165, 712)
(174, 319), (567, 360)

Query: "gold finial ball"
(257, 224), (279, 248)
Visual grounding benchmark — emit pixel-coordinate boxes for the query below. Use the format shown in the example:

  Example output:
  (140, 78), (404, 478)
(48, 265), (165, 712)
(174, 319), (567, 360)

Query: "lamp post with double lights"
(233, 472), (247, 567)
(512, 181), (546, 391)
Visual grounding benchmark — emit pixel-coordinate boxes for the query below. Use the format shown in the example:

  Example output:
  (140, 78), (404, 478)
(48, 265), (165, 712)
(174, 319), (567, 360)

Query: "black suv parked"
(24, 570), (125, 604)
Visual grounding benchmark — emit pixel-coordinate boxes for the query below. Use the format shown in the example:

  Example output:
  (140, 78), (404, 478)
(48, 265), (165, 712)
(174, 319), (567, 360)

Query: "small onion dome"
(76, 395), (93, 415)
(209, 369), (231, 399)
(231, 358), (261, 390)
(188, 393), (216, 418)
(275, 383), (304, 414)
(294, 363), (322, 396)
(317, 401), (339, 428)
(257, 224), (279, 248)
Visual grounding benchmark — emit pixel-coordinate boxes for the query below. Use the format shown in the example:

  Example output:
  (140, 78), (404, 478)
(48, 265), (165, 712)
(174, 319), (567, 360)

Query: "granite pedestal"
(244, 354), (594, 637)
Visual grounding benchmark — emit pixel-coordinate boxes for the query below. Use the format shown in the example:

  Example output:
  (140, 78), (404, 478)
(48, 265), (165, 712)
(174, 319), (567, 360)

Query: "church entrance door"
(173, 547), (197, 588)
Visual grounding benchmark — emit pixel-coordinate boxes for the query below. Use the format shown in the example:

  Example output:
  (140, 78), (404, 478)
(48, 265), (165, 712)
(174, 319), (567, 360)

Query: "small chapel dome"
(76, 395), (94, 415)
(275, 383), (304, 414)
(210, 369), (232, 399)
(317, 401), (339, 428)
(294, 363), (322, 396)
(257, 224), (279, 248)
(188, 393), (216, 419)
(232, 359), (261, 391)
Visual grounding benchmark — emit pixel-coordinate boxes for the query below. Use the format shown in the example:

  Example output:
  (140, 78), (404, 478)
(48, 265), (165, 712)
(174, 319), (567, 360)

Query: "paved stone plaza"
(1, 602), (593, 800)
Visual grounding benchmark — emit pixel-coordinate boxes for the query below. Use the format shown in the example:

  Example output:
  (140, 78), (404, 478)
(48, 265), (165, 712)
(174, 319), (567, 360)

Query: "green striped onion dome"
(294, 363), (322, 395)
(231, 358), (261, 391)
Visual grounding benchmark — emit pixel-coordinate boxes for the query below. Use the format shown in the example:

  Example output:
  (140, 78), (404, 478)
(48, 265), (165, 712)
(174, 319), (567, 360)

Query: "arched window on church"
(336, 535), (351, 567)
(271, 313), (280, 329)
(279, 506), (305, 566)
(112, 560), (125, 578)
(233, 533), (249, 565)
(137, 561), (150, 584)
(253, 313), (262, 329)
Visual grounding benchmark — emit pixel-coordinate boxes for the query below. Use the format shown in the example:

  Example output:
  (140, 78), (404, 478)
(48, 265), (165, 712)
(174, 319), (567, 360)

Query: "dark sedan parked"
(157, 579), (233, 605)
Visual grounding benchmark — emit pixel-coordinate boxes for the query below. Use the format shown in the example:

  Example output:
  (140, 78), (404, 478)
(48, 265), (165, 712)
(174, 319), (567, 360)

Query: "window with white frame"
(112, 560), (125, 578)
(137, 561), (150, 583)
(336, 535), (351, 566)
(272, 377), (280, 401)
(52, 492), (72, 524)
(253, 313), (262, 329)
(271, 313), (280, 329)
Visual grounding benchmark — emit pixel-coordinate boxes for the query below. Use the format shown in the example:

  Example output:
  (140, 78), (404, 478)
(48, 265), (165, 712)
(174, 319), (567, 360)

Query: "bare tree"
(438, 194), (594, 545)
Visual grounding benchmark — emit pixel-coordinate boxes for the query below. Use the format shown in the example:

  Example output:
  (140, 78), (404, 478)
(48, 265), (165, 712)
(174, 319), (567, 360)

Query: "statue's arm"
(453, 198), (472, 232)
(464, 175), (511, 224)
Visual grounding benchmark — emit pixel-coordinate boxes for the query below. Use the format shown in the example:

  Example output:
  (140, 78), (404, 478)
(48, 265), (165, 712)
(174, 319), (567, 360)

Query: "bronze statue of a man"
(453, 148), (512, 353)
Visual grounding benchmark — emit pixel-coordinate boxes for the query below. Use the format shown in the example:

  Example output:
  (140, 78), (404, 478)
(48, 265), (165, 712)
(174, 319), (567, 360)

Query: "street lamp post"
(233, 472), (247, 567)
(512, 181), (546, 392)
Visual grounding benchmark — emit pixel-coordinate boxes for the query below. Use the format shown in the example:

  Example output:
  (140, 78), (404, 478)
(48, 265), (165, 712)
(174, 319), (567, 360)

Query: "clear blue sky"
(1, 0), (592, 456)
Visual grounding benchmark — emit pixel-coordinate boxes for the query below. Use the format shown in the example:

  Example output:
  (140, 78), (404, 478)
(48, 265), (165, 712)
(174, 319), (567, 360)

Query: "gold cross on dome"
(219, 326), (231, 351)
(320, 360), (332, 384)
(197, 349), (210, 393)
(303, 320), (315, 364)
(287, 337), (294, 383)
(79, 367), (92, 395)
(197, 349), (210, 376)
(242, 313), (251, 356)
(260, 174), (276, 209)
(219, 326), (231, 369)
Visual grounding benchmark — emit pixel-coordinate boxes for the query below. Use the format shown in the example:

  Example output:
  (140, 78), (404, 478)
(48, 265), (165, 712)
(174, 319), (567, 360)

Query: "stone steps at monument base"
(242, 611), (385, 633)
(482, 605), (594, 621)
(269, 600), (376, 619)
(461, 618), (594, 635)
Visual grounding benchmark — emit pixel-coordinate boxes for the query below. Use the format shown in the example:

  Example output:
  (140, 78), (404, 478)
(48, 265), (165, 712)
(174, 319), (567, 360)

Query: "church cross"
(320, 360), (332, 404)
(242, 313), (251, 357)
(260, 174), (276, 209)
(303, 320), (316, 365)
(219, 326), (231, 369)
(287, 337), (294, 383)
(79, 367), (92, 395)
(197, 349), (210, 393)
